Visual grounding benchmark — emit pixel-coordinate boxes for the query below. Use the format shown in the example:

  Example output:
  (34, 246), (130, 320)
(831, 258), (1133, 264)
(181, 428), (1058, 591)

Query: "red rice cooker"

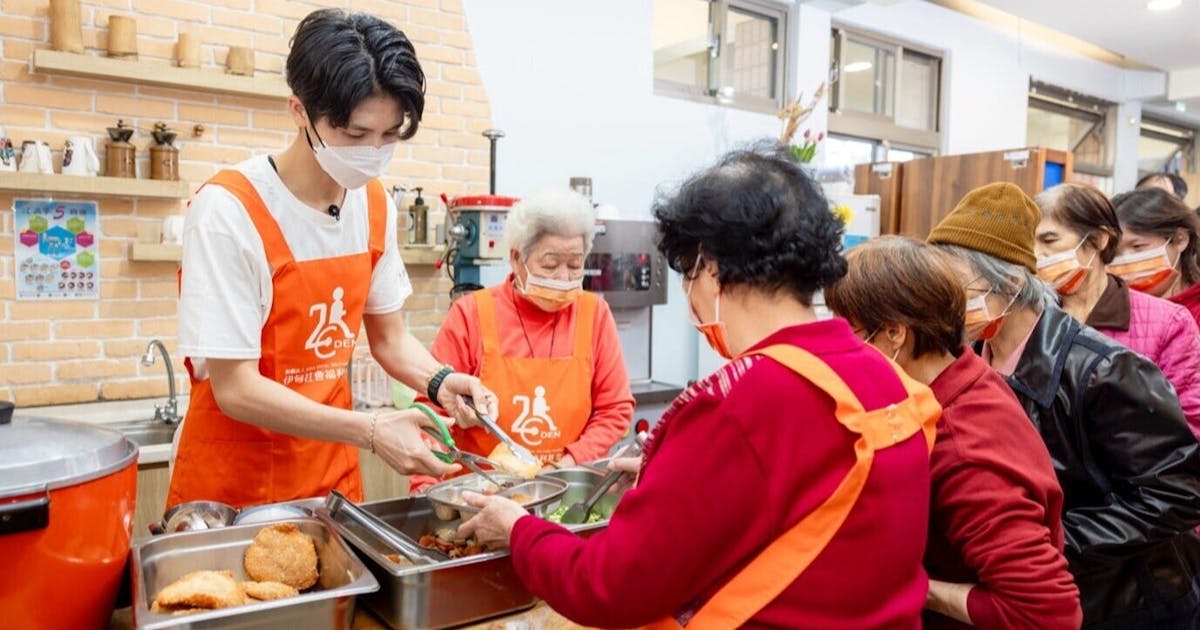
(0, 403), (138, 629)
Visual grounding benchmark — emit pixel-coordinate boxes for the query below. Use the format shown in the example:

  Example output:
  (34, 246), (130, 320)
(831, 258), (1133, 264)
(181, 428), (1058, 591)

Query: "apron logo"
(305, 287), (356, 360)
(511, 386), (561, 447)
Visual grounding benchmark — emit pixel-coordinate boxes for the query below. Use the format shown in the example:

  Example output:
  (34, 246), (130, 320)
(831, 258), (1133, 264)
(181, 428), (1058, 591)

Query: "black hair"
(1113, 187), (1200, 286)
(653, 142), (847, 306)
(287, 9), (425, 140)
(1136, 172), (1189, 200)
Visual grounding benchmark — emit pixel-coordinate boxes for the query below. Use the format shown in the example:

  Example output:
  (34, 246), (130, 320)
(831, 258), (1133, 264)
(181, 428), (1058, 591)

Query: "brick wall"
(0, 0), (491, 406)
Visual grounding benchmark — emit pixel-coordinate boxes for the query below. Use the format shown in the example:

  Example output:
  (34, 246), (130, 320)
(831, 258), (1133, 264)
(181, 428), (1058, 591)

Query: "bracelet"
(367, 412), (379, 453)
(426, 366), (455, 403)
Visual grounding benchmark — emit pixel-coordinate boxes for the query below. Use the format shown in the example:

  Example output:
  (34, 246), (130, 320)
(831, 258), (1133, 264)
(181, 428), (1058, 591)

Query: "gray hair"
(503, 187), (596, 258)
(935, 244), (1057, 313)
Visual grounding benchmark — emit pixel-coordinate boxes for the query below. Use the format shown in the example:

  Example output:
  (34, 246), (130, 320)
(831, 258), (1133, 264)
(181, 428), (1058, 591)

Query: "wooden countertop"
(110, 602), (592, 629)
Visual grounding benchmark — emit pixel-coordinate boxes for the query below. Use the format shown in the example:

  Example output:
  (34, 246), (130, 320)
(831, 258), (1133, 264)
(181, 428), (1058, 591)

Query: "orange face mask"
(1107, 239), (1179, 295)
(686, 253), (734, 360)
(964, 289), (1017, 342)
(519, 265), (583, 311)
(1036, 236), (1095, 296)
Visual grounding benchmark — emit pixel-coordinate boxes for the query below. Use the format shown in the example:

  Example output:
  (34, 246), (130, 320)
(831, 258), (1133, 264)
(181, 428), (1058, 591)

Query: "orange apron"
(453, 288), (597, 462)
(644, 344), (940, 629)
(166, 170), (387, 509)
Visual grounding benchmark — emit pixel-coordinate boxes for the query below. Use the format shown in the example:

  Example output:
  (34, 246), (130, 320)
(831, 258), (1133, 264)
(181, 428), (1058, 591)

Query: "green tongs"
(410, 402), (506, 486)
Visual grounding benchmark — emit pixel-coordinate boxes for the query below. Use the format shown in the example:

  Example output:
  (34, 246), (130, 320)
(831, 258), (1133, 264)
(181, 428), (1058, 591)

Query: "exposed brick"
(256, 0), (322, 19)
(213, 8), (282, 34)
(179, 103), (249, 127)
(12, 341), (102, 361)
(442, 165), (488, 182)
(252, 110), (297, 131)
(440, 0), (464, 14)
(9, 301), (96, 320)
(411, 146), (465, 165)
(57, 359), (139, 381)
(400, 23), (438, 46)
(0, 15), (43, 39)
(440, 132), (487, 150)
(387, 159), (439, 180)
(139, 317), (179, 337)
(94, 10), (176, 39)
(106, 339), (152, 358)
(101, 279), (139, 299)
(189, 25), (253, 48)
(0, 363), (53, 386)
(180, 142), (252, 164)
(2, 0), (49, 17)
(0, 105), (47, 128)
(97, 94), (176, 120)
(5, 84), (93, 111)
(140, 280), (181, 298)
(55, 319), (136, 340)
(131, 0), (209, 23)
(50, 111), (118, 134)
(99, 299), (178, 319)
(217, 127), (287, 148)
(418, 113), (461, 132)
(13, 384), (96, 406)
(442, 99), (490, 119)
(441, 30), (472, 49)
(441, 66), (481, 85)
(0, 321), (50, 342)
(101, 378), (171, 400)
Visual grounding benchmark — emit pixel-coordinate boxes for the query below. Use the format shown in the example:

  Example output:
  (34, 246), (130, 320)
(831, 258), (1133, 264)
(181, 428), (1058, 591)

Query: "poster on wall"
(13, 198), (100, 301)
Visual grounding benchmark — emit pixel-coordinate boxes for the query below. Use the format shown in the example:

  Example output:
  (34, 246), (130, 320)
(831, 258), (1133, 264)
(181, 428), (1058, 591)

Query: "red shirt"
(1169, 282), (1200, 326)
(510, 320), (931, 629)
(924, 350), (1081, 630)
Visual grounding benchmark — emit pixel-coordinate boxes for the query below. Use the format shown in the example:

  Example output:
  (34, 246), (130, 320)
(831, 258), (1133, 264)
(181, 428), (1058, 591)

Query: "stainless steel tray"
(131, 517), (379, 629)
(425, 472), (568, 521)
(327, 468), (631, 629)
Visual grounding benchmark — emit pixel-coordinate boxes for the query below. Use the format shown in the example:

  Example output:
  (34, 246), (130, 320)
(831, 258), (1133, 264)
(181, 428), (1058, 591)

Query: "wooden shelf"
(401, 246), (446, 266)
(0, 172), (190, 200)
(33, 49), (289, 100)
(130, 242), (182, 262)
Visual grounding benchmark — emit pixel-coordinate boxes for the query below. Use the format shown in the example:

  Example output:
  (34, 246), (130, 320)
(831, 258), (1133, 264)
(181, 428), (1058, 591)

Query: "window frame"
(1139, 116), (1197, 175)
(1026, 81), (1115, 178)
(652, 0), (793, 114)
(828, 24), (944, 153)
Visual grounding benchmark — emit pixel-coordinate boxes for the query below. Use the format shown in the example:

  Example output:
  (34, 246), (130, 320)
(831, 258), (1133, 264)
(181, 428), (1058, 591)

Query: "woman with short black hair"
(1112, 187), (1200, 324)
(169, 9), (498, 509)
(458, 145), (941, 628)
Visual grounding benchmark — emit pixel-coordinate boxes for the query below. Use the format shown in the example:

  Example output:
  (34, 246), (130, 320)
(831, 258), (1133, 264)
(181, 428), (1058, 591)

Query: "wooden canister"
(107, 15), (138, 59)
(150, 145), (179, 181)
(225, 46), (255, 76)
(176, 32), (201, 68)
(49, 0), (84, 54)
(106, 142), (135, 178)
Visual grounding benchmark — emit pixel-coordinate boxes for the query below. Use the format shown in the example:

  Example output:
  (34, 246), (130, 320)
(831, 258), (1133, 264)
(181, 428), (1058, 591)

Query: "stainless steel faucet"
(141, 339), (180, 424)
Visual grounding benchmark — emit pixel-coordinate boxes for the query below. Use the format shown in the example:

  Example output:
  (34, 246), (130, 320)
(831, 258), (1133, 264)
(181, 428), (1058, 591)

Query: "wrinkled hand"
(607, 457), (641, 474)
(371, 409), (462, 477)
(437, 373), (499, 429)
(457, 491), (528, 548)
(541, 453), (576, 472)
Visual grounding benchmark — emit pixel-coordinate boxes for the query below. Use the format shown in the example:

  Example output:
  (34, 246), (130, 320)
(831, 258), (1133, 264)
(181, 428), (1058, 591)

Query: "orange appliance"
(0, 402), (138, 630)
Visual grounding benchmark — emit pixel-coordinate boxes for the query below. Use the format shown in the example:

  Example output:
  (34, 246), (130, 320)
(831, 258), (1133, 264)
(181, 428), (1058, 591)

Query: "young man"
(169, 9), (498, 508)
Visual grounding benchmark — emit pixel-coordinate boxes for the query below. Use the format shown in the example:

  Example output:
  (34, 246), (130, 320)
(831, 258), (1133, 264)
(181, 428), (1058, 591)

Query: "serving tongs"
(461, 395), (539, 468)
(324, 490), (440, 564)
(411, 402), (510, 488)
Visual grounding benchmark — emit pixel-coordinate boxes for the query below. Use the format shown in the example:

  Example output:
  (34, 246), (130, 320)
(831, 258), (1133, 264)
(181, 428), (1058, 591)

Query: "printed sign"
(14, 198), (100, 301)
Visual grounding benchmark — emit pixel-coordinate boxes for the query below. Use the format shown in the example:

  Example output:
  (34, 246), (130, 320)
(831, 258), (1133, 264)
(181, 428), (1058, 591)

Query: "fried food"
(243, 523), (319, 590)
(385, 553), (414, 566)
(507, 493), (535, 505)
(487, 442), (540, 479)
(240, 580), (300, 601)
(152, 570), (246, 613)
(419, 528), (487, 558)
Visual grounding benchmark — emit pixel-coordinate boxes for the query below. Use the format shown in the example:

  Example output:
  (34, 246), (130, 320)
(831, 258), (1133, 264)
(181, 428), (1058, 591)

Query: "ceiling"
(973, 0), (1200, 71)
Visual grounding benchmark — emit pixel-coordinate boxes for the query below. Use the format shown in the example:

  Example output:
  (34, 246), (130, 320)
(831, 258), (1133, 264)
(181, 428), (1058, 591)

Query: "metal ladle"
(558, 433), (646, 525)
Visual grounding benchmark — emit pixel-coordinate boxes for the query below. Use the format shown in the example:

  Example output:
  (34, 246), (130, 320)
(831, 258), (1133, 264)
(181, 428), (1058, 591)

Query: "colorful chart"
(14, 199), (100, 301)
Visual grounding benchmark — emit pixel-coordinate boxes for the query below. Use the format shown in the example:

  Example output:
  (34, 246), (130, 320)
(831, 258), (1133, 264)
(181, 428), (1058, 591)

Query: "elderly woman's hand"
(437, 373), (500, 428)
(457, 491), (528, 549)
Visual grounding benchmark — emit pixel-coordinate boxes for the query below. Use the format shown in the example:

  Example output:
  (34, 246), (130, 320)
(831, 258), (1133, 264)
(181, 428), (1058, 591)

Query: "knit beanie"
(926, 182), (1041, 273)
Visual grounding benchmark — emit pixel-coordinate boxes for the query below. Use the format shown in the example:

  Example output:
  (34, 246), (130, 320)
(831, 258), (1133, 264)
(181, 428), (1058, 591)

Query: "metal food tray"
(424, 472), (568, 520)
(326, 468), (629, 629)
(131, 517), (379, 629)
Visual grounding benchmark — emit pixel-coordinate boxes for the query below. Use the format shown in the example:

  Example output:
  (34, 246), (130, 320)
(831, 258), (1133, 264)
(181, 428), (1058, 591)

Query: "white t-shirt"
(178, 156), (411, 376)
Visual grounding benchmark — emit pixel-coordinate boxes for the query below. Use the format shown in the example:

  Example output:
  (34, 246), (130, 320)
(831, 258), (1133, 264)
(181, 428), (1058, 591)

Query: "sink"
(106, 420), (180, 447)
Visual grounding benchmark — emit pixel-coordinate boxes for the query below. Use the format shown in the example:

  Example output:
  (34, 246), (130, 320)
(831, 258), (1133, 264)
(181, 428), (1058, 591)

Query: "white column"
(1112, 101), (1143, 194)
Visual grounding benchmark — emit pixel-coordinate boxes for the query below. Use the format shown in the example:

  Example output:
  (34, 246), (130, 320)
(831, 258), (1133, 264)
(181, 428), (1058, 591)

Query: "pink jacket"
(1087, 275), (1200, 439)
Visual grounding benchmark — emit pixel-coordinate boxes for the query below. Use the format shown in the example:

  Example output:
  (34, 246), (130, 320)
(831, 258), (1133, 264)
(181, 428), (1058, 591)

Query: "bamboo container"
(49, 0), (84, 53)
(107, 15), (138, 59)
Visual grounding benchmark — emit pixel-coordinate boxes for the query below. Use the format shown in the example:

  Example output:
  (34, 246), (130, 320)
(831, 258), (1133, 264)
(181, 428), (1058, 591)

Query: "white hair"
(504, 187), (597, 257)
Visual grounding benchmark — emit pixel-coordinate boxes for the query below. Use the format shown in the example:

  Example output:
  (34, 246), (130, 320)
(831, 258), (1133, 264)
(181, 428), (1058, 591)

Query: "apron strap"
(365, 179), (387, 268)
(206, 169), (295, 271)
(652, 344), (939, 630)
(573, 292), (599, 359)
(475, 288), (501, 357)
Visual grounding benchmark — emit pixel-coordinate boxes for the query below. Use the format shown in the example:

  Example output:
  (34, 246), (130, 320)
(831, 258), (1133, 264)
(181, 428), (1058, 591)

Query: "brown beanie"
(926, 182), (1041, 273)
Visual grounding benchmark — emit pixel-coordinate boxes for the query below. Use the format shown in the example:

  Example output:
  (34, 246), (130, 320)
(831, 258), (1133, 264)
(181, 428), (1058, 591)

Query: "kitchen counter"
(108, 602), (593, 629)
(630, 380), (683, 407)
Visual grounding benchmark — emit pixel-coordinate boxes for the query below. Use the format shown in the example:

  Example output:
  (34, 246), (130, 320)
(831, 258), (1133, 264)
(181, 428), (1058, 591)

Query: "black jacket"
(1000, 306), (1200, 628)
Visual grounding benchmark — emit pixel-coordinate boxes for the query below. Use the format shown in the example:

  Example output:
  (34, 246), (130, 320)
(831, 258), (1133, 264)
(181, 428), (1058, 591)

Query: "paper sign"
(14, 198), (100, 301)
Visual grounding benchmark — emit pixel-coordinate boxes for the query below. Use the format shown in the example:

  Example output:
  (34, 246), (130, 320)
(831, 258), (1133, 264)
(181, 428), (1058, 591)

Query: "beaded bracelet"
(426, 366), (455, 404)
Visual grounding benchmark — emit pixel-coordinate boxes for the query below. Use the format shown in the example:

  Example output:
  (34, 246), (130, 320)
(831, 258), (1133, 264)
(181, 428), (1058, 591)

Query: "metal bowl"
(152, 500), (237, 535)
(425, 473), (568, 521)
(233, 503), (313, 526)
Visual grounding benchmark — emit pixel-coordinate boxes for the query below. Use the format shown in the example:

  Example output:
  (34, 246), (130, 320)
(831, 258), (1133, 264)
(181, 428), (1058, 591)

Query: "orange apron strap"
(646, 345), (940, 630)
(207, 169), (294, 271)
(573, 292), (598, 358)
(365, 179), (388, 267)
(475, 288), (502, 356)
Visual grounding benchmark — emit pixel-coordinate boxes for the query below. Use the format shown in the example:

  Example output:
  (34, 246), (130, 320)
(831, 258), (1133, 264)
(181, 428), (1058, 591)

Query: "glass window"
(723, 7), (779, 102)
(1139, 118), (1195, 175)
(1026, 86), (1112, 175)
(886, 147), (926, 162)
(840, 37), (894, 117)
(897, 50), (939, 131)
(825, 135), (876, 170)
(653, 0), (713, 94)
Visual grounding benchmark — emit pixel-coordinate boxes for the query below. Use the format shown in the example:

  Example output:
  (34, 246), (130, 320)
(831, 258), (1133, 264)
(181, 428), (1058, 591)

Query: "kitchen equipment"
(233, 503), (312, 526)
(18, 140), (53, 174)
(558, 433), (643, 524)
(584, 218), (681, 452)
(107, 15), (138, 59)
(49, 0), (84, 53)
(408, 186), (430, 245)
(149, 500), (237, 535)
(0, 409), (138, 630)
(131, 517), (378, 629)
(412, 402), (506, 487)
(175, 32), (200, 68)
(150, 122), (179, 181)
(226, 46), (255, 76)
(537, 467), (624, 526)
(462, 394), (539, 467)
(62, 135), (100, 176)
(425, 473), (567, 521)
(0, 126), (16, 172)
(324, 491), (439, 565)
(106, 120), (136, 178)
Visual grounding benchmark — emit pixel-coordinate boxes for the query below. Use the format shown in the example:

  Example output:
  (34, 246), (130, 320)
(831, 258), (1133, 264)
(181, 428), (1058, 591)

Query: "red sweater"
(510, 320), (931, 629)
(1169, 282), (1200, 326)
(923, 350), (1081, 630)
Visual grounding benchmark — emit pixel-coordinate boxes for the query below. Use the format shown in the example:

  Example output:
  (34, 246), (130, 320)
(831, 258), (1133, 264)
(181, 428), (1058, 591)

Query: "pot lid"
(0, 414), (138, 498)
(447, 194), (518, 210)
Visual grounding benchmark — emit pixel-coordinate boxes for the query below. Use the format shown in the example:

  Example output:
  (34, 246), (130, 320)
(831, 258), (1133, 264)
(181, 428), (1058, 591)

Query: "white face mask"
(307, 126), (395, 190)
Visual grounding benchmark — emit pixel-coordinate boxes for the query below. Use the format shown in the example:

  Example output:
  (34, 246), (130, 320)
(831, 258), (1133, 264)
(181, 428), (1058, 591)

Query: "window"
(1139, 117), (1196, 177)
(1026, 81), (1114, 180)
(828, 26), (942, 154)
(653, 0), (790, 112)
(824, 133), (932, 170)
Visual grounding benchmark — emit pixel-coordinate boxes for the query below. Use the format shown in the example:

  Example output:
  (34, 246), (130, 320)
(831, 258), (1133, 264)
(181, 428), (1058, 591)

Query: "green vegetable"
(546, 505), (603, 524)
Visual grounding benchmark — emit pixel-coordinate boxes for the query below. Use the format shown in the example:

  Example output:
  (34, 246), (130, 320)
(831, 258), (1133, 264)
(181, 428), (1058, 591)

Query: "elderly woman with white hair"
(411, 188), (633, 490)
